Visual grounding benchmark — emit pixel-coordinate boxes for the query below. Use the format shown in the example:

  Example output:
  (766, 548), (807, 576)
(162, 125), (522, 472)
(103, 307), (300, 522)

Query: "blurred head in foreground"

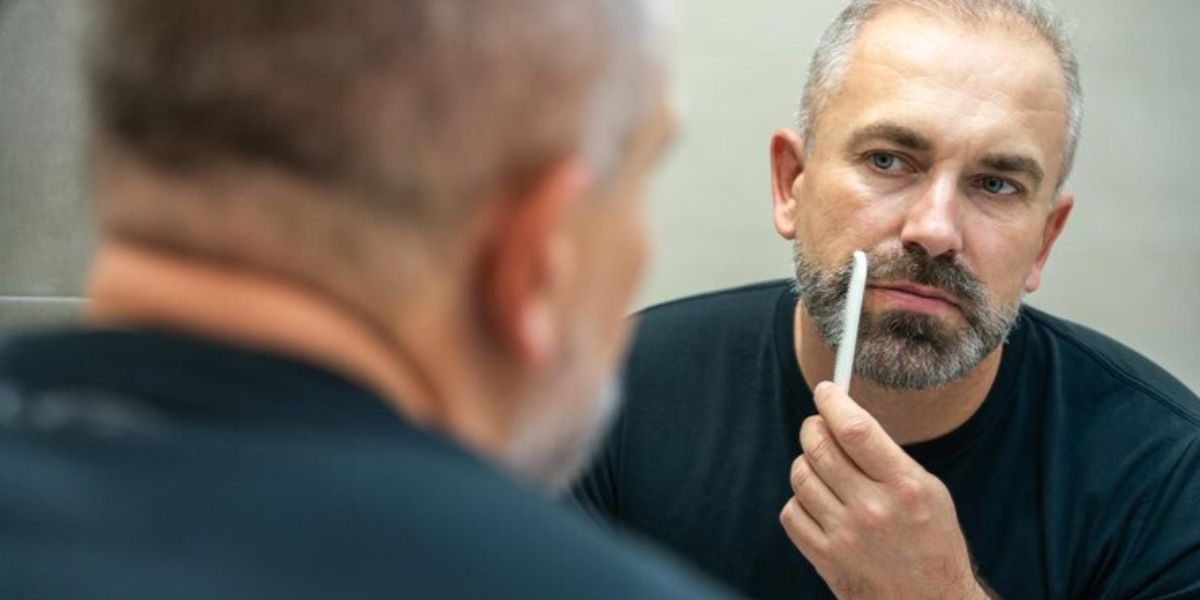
(85, 0), (675, 490)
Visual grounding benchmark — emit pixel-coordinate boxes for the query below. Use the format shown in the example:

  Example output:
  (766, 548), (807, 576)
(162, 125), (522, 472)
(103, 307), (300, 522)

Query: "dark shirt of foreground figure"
(0, 329), (729, 600)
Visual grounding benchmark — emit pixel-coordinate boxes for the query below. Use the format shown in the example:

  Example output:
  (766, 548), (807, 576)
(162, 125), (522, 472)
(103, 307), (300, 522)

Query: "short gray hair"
(798, 0), (1082, 188)
(89, 0), (666, 230)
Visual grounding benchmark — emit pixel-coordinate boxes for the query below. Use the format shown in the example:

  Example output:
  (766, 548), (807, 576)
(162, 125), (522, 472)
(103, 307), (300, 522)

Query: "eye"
(867, 152), (905, 172)
(979, 175), (1020, 196)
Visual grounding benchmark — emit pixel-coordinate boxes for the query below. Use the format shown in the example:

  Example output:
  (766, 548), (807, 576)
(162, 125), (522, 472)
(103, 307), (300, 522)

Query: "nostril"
(902, 240), (957, 262)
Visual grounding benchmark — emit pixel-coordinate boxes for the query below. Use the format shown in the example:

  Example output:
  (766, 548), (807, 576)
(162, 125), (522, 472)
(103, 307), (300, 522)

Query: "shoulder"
(312, 436), (726, 598)
(1020, 305), (1200, 428)
(1019, 309), (1200, 597)
(638, 279), (791, 325)
(956, 309), (1200, 596)
(0, 398), (724, 599)
(631, 279), (791, 356)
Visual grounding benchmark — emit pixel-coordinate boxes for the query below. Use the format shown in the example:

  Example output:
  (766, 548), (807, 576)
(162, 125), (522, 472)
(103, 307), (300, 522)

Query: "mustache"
(833, 248), (987, 311)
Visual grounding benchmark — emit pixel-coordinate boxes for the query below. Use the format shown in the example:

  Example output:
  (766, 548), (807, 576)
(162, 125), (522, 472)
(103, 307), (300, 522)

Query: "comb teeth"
(833, 250), (868, 392)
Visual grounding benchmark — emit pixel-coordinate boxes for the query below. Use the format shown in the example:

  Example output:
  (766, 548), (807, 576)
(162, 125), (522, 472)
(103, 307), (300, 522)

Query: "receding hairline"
(811, 3), (1068, 134)
(798, 0), (1082, 189)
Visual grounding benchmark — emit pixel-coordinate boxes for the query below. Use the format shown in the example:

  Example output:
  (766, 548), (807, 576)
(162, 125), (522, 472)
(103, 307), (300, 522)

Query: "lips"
(869, 281), (960, 308)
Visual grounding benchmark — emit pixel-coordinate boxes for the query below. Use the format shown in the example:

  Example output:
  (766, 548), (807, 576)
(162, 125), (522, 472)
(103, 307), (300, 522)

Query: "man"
(0, 1), (730, 598)
(575, 1), (1200, 598)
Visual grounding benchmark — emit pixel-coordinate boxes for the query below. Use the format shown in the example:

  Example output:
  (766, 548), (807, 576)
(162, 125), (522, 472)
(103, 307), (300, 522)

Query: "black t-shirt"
(574, 280), (1200, 599)
(0, 329), (731, 599)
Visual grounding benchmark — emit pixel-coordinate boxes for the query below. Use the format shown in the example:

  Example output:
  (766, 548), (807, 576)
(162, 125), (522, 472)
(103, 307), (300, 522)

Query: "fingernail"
(814, 381), (831, 395)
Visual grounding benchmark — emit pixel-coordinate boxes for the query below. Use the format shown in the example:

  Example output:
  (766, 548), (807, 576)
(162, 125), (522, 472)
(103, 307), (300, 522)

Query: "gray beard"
(793, 242), (1021, 390)
(503, 341), (623, 494)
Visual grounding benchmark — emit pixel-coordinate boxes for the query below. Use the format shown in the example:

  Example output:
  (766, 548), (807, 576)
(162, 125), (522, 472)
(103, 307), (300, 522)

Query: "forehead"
(819, 7), (1070, 180)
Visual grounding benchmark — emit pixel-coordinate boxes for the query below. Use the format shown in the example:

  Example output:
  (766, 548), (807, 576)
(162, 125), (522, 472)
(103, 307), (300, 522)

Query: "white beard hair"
(503, 350), (623, 494)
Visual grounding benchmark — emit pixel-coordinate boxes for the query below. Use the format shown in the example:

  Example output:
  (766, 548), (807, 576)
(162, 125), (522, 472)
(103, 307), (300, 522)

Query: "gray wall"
(0, 0), (88, 327)
(1, 0), (1197, 391)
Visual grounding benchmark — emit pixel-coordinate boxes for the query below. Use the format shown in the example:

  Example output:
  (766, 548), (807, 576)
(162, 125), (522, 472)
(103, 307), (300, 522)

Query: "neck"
(794, 304), (1001, 445)
(84, 240), (513, 457)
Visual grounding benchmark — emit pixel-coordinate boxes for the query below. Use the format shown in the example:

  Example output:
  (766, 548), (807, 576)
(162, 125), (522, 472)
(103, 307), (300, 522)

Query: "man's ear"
(771, 128), (807, 241)
(1024, 193), (1074, 293)
(475, 158), (591, 368)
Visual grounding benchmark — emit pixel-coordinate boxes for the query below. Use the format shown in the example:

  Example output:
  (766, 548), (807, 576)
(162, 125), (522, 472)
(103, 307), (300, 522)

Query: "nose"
(899, 174), (963, 259)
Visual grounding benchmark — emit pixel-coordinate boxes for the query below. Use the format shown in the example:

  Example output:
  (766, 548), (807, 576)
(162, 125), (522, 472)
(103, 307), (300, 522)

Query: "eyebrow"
(846, 121), (933, 152)
(848, 121), (1048, 189)
(979, 153), (1046, 189)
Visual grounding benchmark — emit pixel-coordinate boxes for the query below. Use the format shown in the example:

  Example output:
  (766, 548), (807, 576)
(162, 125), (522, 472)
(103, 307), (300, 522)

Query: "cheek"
(798, 171), (904, 265)
(603, 211), (648, 361)
(964, 219), (1045, 302)
(581, 205), (645, 343)
(614, 182), (652, 297)
(631, 219), (648, 268)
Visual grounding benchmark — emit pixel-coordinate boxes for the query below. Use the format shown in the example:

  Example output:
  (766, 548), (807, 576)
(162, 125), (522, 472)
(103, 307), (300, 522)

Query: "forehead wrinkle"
(840, 69), (1053, 157)
(851, 7), (1068, 105)
(822, 9), (1069, 184)
(846, 121), (932, 152)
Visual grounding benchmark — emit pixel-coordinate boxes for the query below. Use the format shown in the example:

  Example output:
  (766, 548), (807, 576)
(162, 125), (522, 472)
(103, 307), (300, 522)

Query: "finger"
(788, 454), (844, 527)
(800, 415), (869, 501)
(779, 497), (828, 561)
(812, 381), (919, 483)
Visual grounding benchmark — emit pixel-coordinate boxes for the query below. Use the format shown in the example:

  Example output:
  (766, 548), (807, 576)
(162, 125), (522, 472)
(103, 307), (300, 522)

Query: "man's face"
(508, 85), (676, 490)
(778, 7), (1072, 389)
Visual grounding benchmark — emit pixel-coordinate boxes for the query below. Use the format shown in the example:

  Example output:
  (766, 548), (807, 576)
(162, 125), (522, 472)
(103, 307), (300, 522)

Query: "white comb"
(833, 250), (868, 392)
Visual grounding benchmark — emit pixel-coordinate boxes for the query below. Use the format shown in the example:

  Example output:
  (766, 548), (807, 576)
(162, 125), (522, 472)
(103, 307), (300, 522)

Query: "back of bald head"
(88, 0), (664, 301)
